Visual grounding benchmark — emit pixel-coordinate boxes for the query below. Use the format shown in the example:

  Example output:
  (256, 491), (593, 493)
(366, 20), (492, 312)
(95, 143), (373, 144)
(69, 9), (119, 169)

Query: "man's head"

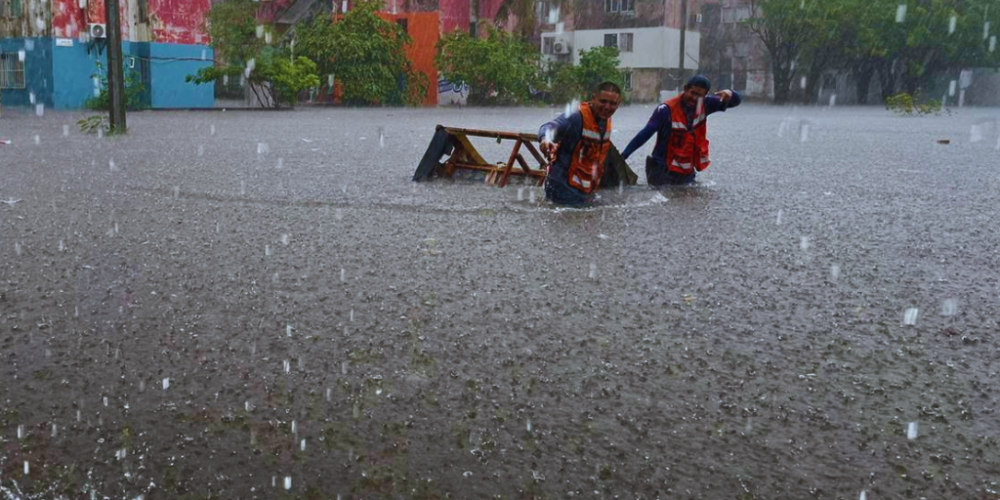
(589, 81), (622, 121)
(681, 75), (711, 108)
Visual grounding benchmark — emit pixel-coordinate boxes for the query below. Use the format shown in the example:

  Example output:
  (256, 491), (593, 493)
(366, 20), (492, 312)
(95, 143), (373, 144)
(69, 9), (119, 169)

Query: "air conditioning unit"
(88, 23), (107, 39)
(553, 40), (570, 54)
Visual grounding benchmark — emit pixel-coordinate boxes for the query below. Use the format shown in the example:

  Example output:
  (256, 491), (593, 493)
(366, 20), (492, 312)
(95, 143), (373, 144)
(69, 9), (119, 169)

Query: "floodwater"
(1, 105), (999, 499)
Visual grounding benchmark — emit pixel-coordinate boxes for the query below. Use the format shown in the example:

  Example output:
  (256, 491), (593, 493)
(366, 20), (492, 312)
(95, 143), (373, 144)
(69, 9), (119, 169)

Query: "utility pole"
(678, 0), (688, 86)
(105, 0), (127, 133)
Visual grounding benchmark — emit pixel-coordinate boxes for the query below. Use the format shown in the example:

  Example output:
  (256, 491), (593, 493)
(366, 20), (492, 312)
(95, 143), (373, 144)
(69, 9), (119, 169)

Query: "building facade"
(540, 0), (707, 102)
(0, 0), (213, 109)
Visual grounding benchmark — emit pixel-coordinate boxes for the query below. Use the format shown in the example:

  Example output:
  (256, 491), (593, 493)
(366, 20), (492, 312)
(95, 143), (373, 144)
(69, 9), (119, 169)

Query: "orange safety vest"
(567, 103), (612, 194)
(663, 95), (711, 175)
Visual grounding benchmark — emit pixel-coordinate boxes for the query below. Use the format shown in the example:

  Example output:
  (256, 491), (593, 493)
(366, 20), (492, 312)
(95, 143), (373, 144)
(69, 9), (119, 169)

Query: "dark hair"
(685, 75), (712, 91)
(594, 81), (623, 95)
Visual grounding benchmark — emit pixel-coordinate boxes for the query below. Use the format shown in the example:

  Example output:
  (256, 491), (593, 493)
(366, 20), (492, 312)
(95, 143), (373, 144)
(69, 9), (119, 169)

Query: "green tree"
(295, 0), (428, 106)
(746, 0), (814, 104)
(186, 0), (319, 107)
(435, 27), (541, 105)
(546, 46), (625, 103)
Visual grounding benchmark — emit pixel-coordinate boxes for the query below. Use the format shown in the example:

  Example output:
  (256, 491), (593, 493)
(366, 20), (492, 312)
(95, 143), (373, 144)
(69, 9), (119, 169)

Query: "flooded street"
(2, 105), (1000, 499)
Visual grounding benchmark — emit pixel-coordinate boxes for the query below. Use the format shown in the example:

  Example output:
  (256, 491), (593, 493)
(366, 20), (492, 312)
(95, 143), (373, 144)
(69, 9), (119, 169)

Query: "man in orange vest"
(538, 81), (622, 206)
(621, 75), (741, 186)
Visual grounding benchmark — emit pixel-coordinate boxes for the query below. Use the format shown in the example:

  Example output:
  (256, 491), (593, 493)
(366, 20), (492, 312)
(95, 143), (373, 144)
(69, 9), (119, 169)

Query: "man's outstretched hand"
(714, 90), (733, 103)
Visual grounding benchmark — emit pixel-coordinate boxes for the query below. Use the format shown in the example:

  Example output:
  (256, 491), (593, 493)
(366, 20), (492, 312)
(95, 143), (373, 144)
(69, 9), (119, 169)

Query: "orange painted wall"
(378, 12), (440, 106)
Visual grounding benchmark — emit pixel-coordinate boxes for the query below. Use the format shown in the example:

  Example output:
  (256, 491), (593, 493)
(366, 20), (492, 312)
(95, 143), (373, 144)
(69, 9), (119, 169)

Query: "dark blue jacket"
(538, 108), (609, 206)
(621, 91), (742, 164)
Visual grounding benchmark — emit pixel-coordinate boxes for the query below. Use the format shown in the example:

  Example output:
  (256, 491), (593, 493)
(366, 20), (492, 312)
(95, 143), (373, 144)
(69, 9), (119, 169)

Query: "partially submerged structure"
(413, 125), (637, 189)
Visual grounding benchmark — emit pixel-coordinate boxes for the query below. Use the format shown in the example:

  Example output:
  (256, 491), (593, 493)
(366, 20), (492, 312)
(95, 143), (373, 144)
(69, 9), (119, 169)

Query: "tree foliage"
(435, 27), (541, 105)
(295, 0), (428, 106)
(747, 0), (1000, 104)
(547, 46), (625, 103)
(187, 0), (319, 108)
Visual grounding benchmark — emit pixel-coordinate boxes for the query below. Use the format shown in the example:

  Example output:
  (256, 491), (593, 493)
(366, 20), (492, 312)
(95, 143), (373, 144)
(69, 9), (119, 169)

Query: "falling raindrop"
(33, 135), (40, 145)
(986, 21), (992, 41)
(300, 439), (306, 451)
(162, 378), (169, 390)
(800, 76), (807, 89)
(63, 124), (70, 136)
(906, 421), (918, 440)
(265, 31), (272, 44)
(265, 245), (271, 256)
(51, 423), (57, 438)
(35, 104), (44, 117)
(799, 123), (810, 143)
(109, 159), (117, 171)
(529, 189), (536, 203)
(23, 461), (29, 476)
(17, 424), (24, 439)
(517, 188), (524, 201)
(990, 36), (996, 53)
(830, 264), (840, 280)
(328, 74), (334, 88)
(828, 94), (836, 107)
(257, 142), (269, 155)
(341, 268), (346, 282)
(291, 420), (297, 434)
(378, 126), (385, 148)
(29, 91), (35, 104)
(588, 263), (597, 279)
(139, 380), (145, 392)
(948, 16), (956, 34)
(971, 124), (983, 143)
(941, 298), (958, 316)
(350, 309), (354, 322)
(18, 49), (25, 62)
(276, 157), (284, 169)
(948, 80), (957, 97)
(210, 124), (216, 135)
(97, 128), (104, 139)
(776, 209), (783, 225)
(15, 243), (22, 256)
(103, 396), (108, 407)
(526, 419), (533, 435)
(255, 25), (264, 38)
(800, 236), (810, 250)
(341, 361), (348, 375)
(284, 477), (292, 490)
(59, 240), (65, 251)
(903, 307), (919, 326)
(326, 387), (332, 401)
(240, 181), (246, 196)
(281, 234), (289, 245)
(284, 360), (290, 373)
(859, 491), (867, 500)
(286, 322), (293, 336)
(895, 4), (907, 23)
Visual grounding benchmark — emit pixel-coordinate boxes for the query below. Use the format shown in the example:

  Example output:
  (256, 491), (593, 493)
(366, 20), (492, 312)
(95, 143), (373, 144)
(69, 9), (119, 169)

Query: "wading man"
(538, 81), (623, 206)
(621, 76), (741, 186)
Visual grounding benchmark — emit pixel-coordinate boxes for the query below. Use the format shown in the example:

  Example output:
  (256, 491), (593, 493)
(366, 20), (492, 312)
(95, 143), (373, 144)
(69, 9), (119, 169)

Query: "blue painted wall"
(148, 43), (214, 108)
(51, 39), (103, 109)
(8, 37), (214, 109)
(1, 38), (53, 108)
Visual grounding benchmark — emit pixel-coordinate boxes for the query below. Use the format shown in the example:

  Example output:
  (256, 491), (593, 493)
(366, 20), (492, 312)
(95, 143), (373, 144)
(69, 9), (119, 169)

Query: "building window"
(0, 53), (26, 89)
(5, 0), (22, 18)
(619, 32), (633, 52)
(137, 0), (148, 23)
(604, 33), (618, 48)
(624, 70), (633, 91)
(605, 0), (633, 14)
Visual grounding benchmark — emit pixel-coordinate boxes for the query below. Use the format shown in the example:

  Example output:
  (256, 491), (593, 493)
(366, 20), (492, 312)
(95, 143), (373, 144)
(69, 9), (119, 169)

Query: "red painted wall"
(379, 11), (439, 106)
(51, 0), (210, 45)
